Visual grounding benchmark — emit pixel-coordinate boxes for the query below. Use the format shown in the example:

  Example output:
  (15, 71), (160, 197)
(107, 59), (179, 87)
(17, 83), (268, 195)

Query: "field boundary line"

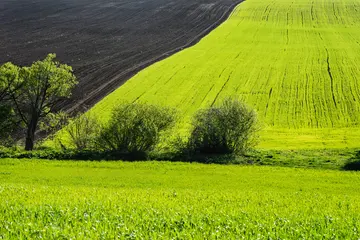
(66, 0), (245, 113)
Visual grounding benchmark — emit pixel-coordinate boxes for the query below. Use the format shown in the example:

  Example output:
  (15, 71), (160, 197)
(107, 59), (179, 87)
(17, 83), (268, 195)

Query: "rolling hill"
(88, 0), (360, 149)
(0, 0), (241, 112)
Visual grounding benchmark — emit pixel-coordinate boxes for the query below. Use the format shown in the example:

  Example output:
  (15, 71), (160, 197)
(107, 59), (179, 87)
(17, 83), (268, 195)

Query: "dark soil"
(0, 0), (242, 113)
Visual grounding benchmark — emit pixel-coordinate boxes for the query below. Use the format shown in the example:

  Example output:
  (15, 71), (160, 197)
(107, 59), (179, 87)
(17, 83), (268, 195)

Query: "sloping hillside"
(88, 0), (360, 148)
(0, 0), (241, 112)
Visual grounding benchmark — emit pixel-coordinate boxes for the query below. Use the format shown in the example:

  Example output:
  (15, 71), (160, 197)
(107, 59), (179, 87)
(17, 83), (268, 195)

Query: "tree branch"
(11, 93), (28, 125)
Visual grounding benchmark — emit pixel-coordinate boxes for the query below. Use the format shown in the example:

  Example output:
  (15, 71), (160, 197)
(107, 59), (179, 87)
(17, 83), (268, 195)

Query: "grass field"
(85, 0), (360, 149)
(0, 159), (359, 238)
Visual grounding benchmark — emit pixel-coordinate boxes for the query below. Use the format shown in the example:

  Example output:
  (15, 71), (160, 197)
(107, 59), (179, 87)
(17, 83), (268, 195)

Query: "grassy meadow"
(0, 159), (359, 238)
(84, 0), (360, 149)
(3, 0), (360, 238)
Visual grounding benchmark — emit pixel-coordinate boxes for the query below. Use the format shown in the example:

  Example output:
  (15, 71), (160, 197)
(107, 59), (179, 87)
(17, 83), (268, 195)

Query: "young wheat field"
(0, 159), (359, 238)
(3, 0), (360, 238)
(87, 0), (360, 149)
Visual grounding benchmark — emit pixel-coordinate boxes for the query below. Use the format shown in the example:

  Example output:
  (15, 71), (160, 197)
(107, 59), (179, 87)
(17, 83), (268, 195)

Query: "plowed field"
(0, 0), (241, 111)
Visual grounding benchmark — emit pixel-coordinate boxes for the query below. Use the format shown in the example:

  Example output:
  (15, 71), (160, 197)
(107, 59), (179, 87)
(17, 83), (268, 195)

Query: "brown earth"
(0, 0), (242, 113)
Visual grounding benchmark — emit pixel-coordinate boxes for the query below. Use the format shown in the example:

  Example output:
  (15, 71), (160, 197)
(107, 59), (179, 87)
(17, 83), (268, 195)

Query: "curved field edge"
(80, 0), (360, 150)
(0, 0), (243, 113)
(63, 0), (244, 113)
(1, 160), (360, 238)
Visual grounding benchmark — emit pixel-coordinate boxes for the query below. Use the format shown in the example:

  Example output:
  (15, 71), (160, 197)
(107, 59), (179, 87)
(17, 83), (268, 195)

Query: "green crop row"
(84, 0), (360, 149)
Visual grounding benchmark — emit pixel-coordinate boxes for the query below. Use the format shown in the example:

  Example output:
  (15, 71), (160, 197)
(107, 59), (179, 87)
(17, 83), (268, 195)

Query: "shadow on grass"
(343, 151), (360, 171)
(0, 149), (149, 161)
(0, 148), (241, 164)
(153, 151), (239, 164)
(2, 148), (360, 169)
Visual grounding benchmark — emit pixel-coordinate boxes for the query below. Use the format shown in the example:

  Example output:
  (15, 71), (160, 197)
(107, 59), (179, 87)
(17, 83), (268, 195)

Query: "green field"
(0, 159), (359, 238)
(86, 0), (360, 149)
(4, 0), (360, 238)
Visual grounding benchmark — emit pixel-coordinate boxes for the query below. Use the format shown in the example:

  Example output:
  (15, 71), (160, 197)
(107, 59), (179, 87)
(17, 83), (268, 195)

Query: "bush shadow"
(0, 149), (149, 162)
(343, 151), (360, 171)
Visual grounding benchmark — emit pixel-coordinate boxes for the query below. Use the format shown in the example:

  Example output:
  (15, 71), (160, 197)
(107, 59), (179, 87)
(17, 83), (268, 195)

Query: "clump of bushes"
(1, 99), (259, 163)
(189, 98), (258, 155)
(96, 103), (176, 156)
(168, 98), (259, 163)
(63, 99), (258, 162)
(63, 103), (176, 158)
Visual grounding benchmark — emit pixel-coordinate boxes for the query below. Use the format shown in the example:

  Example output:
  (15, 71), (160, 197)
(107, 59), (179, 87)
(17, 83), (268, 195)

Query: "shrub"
(96, 103), (176, 155)
(66, 113), (100, 150)
(187, 98), (258, 155)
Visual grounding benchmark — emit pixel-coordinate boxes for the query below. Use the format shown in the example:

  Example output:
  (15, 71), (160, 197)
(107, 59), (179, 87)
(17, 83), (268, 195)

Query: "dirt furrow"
(0, 0), (243, 114)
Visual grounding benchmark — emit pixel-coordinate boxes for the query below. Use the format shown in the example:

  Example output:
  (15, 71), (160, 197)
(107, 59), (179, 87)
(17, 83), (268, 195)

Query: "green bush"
(96, 103), (176, 155)
(66, 113), (100, 150)
(186, 98), (258, 156)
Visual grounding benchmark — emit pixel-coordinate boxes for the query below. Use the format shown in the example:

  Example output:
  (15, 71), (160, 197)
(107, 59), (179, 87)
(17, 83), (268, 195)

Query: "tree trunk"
(25, 133), (34, 151)
(25, 114), (39, 151)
